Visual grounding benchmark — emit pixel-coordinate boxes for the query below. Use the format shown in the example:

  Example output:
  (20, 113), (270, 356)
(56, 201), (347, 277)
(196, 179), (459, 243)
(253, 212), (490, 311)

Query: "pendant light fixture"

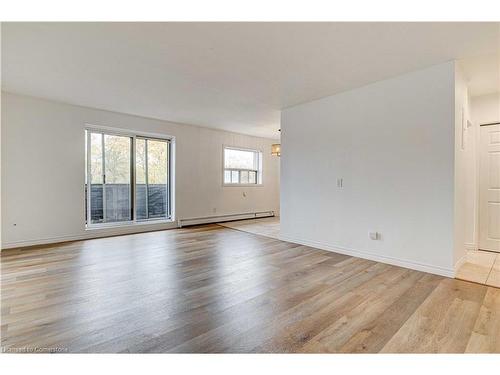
(271, 129), (281, 157)
(271, 143), (281, 156)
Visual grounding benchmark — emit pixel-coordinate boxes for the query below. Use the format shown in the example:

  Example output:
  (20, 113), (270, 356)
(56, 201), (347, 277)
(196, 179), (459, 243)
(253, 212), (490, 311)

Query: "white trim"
(222, 145), (263, 186)
(464, 242), (478, 251)
(279, 234), (456, 278)
(85, 123), (175, 142)
(454, 254), (467, 277)
(1, 221), (178, 250)
(178, 211), (274, 227)
(1, 211), (275, 250)
(223, 144), (263, 154)
(84, 124), (175, 226)
(85, 218), (174, 230)
(223, 183), (264, 188)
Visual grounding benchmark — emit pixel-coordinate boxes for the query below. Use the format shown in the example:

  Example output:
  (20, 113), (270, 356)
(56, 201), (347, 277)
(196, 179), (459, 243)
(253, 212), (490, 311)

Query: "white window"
(85, 128), (172, 227)
(223, 147), (262, 185)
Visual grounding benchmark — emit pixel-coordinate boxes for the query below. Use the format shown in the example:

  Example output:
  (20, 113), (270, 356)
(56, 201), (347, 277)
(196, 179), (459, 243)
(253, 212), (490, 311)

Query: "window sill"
(85, 218), (174, 231)
(223, 184), (264, 187)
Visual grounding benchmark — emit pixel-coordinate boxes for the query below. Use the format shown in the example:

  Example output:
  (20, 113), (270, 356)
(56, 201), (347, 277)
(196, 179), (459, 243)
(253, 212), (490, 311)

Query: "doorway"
(456, 122), (500, 288)
(478, 123), (500, 253)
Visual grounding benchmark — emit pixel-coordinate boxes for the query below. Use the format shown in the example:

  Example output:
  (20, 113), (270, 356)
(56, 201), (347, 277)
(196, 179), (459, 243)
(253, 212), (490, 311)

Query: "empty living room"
(1, 1), (500, 373)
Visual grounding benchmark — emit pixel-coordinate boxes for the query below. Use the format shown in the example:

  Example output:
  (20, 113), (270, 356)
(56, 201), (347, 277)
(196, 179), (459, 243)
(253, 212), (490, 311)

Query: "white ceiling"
(2, 22), (499, 139)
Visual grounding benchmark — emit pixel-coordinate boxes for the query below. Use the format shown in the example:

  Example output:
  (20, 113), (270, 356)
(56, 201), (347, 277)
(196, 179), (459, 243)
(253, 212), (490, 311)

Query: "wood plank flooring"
(1, 224), (499, 353)
(218, 217), (281, 240)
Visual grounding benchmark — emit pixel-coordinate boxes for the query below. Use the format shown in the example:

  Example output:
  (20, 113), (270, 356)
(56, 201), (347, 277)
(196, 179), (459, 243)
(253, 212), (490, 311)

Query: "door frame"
(85, 124), (175, 228)
(477, 122), (500, 252)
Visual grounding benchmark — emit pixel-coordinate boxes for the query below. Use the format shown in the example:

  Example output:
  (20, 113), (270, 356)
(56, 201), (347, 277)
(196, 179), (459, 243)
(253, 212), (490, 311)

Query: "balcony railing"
(85, 184), (168, 224)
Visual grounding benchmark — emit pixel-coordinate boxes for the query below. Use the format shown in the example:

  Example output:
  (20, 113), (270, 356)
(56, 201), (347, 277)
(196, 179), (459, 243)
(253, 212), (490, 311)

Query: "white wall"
(471, 93), (500, 125)
(453, 64), (475, 266)
(281, 62), (458, 276)
(1, 92), (280, 248)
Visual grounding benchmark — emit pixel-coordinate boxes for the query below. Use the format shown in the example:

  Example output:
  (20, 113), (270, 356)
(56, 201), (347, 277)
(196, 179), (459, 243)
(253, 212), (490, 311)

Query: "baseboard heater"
(177, 211), (275, 228)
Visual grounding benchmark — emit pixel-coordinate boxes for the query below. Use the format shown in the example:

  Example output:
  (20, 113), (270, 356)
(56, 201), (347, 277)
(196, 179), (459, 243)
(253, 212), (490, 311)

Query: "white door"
(479, 124), (500, 252)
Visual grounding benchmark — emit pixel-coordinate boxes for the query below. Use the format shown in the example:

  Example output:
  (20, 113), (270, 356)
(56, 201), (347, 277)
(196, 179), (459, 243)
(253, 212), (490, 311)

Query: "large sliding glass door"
(135, 137), (170, 220)
(87, 132), (104, 223)
(85, 129), (171, 226)
(103, 134), (133, 222)
(86, 131), (133, 224)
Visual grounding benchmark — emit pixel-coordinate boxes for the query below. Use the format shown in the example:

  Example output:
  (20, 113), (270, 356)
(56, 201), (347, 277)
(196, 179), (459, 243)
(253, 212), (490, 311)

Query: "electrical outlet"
(369, 232), (379, 240)
(337, 178), (343, 188)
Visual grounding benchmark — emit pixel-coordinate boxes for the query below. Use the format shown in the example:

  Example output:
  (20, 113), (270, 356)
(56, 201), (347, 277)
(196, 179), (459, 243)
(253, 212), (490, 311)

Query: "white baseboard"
(1, 211), (277, 250)
(1, 221), (178, 250)
(464, 243), (477, 251)
(178, 211), (275, 227)
(279, 235), (455, 278)
(454, 254), (467, 277)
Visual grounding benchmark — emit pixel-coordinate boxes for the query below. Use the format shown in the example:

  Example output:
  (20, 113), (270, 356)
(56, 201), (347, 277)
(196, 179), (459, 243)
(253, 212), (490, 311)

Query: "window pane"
(105, 135), (131, 184)
(104, 134), (131, 222)
(90, 133), (103, 184)
(240, 170), (249, 184)
(224, 148), (257, 170)
(136, 139), (146, 184)
(249, 171), (257, 184)
(147, 139), (168, 219)
(89, 132), (103, 223)
(231, 170), (239, 183)
(224, 170), (231, 184)
(135, 138), (147, 220)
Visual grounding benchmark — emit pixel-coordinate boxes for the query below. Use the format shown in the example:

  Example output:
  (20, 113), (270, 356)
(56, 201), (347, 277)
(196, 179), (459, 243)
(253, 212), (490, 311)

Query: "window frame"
(222, 146), (263, 187)
(85, 124), (175, 229)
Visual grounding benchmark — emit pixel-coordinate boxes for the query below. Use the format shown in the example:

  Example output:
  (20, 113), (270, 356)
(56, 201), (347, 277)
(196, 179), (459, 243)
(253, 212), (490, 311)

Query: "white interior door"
(479, 124), (500, 252)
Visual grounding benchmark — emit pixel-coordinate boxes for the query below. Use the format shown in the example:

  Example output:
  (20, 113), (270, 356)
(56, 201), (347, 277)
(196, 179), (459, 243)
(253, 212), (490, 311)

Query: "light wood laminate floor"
(1, 224), (499, 353)
(218, 217), (281, 239)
